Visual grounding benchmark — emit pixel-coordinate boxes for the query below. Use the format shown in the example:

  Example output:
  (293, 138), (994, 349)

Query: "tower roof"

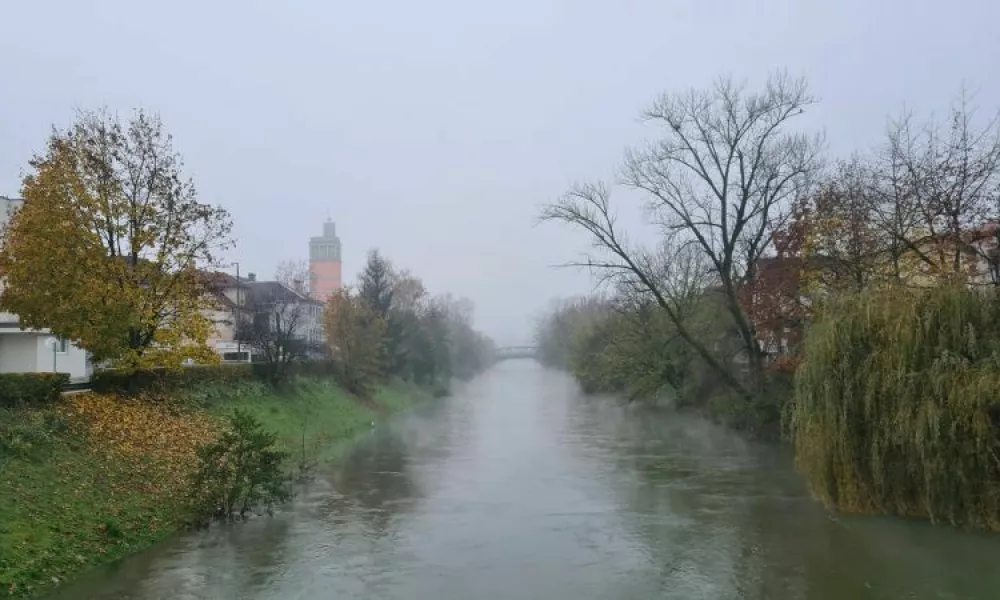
(310, 220), (340, 243)
(310, 220), (342, 261)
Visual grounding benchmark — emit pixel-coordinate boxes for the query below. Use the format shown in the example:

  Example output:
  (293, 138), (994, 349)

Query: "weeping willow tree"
(791, 284), (1000, 530)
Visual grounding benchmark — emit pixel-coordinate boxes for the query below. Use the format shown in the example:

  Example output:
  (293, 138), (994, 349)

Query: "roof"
(200, 269), (246, 287)
(209, 291), (238, 310)
(246, 280), (323, 306)
(195, 270), (243, 310)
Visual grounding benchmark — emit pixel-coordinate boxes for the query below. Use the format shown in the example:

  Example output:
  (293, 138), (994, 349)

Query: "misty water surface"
(48, 361), (1000, 599)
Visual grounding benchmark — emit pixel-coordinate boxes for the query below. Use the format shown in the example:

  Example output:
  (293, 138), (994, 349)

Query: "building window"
(55, 338), (68, 353)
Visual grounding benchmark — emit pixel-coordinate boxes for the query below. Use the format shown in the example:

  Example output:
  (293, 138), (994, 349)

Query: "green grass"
(0, 375), (428, 598)
(188, 376), (429, 468)
(1, 409), (181, 598)
(376, 378), (433, 413)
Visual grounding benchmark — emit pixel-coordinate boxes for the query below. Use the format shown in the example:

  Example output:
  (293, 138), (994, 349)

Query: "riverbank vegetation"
(1, 256), (493, 599)
(0, 372), (423, 597)
(794, 286), (1000, 530)
(0, 108), (496, 596)
(325, 249), (495, 398)
(2, 281), (491, 600)
(540, 73), (1000, 529)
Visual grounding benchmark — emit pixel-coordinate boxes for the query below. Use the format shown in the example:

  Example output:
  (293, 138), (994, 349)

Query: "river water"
(49, 361), (1000, 599)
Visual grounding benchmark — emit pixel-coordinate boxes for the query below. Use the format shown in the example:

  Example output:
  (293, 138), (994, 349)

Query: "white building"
(203, 270), (252, 362)
(203, 273), (326, 361)
(245, 280), (325, 349)
(0, 197), (90, 381)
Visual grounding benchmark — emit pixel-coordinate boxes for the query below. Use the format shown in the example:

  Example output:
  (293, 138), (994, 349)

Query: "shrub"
(791, 284), (1000, 530)
(189, 409), (291, 521)
(0, 407), (68, 462)
(91, 361), (339, 396)
(0, 372), (70, 408)
(430, 381), (451, 398)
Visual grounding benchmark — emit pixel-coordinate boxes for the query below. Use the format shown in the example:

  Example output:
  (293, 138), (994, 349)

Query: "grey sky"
(2, 0), (998, 346)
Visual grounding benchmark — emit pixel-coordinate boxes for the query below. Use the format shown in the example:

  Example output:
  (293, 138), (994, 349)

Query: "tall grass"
(791, 284), (1000, 530)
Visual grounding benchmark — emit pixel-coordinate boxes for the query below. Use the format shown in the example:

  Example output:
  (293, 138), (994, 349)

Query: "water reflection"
(322, 432), (424, 536)
(47, 362), (1000, 600)
(566, 393), (1000, 600)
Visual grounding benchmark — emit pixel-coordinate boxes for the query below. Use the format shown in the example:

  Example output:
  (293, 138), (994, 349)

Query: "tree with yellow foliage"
(324, 287), (386, 397)
(0, 109), (232, 370)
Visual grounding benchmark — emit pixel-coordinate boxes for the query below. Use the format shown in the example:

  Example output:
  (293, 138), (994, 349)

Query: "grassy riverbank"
(0, 375), (427, 598)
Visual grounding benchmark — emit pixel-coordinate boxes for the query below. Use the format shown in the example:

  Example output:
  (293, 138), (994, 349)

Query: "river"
(48, 361), (1000, 599)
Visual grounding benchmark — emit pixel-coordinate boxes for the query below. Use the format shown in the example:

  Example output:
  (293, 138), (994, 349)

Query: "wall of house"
(27, 335), (88, 379)
(302, 302), (326, 345)
(44, 340), (88, 380)
(205, 307), (236, 345)
(0, 334), (40, 373)
(204, 299), (252, 360)
(0, 198), (90, 380)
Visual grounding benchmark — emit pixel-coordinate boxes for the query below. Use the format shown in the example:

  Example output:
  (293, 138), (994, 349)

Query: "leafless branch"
(540, 181), (752, 399)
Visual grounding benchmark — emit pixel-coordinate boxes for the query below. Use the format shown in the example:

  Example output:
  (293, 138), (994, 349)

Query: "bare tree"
(870, 90), (1000, 283)
(541, 182), (750, 397)
(544, 74), (821, 398)
(623, 73), (822, 388)
(275, 259), (310, 296)
(803, 157), (891, 292)
(237, 282), (314, 381)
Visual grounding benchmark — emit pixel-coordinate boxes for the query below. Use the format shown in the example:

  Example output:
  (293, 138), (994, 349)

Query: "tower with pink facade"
(309, 219), (342, 302)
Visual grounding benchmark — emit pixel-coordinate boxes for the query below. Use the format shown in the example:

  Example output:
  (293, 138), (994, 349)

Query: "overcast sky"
(1, 0), (998, 345)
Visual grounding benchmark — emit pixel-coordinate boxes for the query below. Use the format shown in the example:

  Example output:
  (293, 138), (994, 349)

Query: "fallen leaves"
(58, 393), (220, 505)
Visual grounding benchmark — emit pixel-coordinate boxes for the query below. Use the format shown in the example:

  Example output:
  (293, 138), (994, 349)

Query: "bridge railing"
(494, 346), (540, 360)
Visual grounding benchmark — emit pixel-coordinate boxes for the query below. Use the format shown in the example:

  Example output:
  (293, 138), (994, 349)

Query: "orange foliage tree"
(323, 287), (386, 397)
(739, 200), (812, 371)
(0, 109), (232, 370)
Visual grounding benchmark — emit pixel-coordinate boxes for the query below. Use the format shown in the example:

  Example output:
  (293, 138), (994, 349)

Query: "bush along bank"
(790, 284), (1000, 531)
(533, 295), (793, 438)
(535, 287), (1000, 531)
(0, 365), (431, 599)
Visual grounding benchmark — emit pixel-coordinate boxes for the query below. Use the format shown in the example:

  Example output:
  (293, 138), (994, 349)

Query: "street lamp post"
(233, 261), (241, 357)
(46, 336), (57, 373)
(228, 262), (242, 358)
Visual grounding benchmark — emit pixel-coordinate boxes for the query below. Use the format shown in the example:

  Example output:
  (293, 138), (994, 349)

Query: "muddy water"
(49, 361), (1000, 599)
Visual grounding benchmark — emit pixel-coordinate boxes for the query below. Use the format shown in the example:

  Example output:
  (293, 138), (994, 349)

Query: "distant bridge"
(494, 345), (539, 361)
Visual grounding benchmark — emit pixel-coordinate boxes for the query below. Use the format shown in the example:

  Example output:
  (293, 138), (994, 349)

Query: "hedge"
(91, 361), (338, 396)
(91, 364), (254, 395)
(0, 373), (71, 408)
